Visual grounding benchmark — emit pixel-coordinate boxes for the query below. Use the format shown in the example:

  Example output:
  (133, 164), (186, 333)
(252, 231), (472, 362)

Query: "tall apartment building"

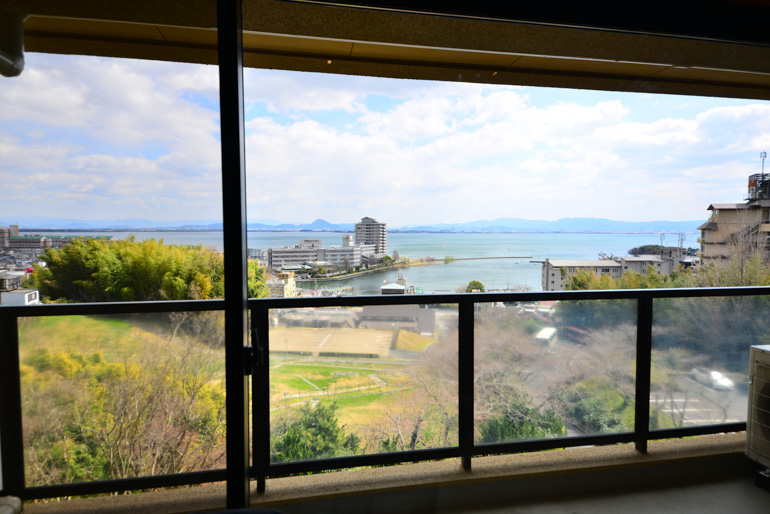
(0, 225), (20, 247)
(355, 217), (387, 255)
(698, 173), (770, 265)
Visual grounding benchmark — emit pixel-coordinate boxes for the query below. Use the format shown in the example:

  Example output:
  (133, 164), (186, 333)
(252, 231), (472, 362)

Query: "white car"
(691, 367), (734, 391)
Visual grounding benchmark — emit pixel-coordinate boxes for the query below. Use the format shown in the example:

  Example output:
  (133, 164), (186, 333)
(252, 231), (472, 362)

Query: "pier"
(452, 256), (532, 260)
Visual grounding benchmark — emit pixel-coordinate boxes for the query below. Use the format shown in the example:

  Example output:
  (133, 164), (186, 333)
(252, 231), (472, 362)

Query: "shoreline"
(19, 228), (699, 235)
(295, 260), (443, 283)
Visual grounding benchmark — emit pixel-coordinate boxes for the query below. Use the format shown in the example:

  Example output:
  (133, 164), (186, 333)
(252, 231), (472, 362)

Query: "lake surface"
(23, 230), (679, 294)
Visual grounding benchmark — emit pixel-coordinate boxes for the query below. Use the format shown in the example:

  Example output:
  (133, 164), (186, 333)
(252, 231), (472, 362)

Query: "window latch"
(244, 328), (263, 375)
(243, 345), (255, 376)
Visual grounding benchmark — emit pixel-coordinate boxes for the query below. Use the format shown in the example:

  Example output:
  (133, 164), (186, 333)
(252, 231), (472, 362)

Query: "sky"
(1, 53), (770, 227)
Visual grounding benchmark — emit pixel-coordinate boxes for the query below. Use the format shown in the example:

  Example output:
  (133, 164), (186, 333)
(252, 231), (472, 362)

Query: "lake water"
(24, 230), (678, 294)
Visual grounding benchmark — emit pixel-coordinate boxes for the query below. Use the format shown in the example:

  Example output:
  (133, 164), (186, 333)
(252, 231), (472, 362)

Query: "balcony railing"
(1, 286), (763, 501)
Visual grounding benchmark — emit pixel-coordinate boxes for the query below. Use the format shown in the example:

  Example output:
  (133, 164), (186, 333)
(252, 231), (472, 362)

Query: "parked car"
(691, 367), (734, 391)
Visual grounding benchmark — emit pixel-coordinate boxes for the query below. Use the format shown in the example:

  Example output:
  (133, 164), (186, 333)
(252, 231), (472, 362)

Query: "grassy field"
(18, 314), (225, 375)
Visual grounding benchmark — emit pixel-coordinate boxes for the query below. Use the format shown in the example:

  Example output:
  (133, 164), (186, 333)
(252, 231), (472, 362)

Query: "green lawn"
(271, 362), (386, 391)
(17, 315), (224, 376)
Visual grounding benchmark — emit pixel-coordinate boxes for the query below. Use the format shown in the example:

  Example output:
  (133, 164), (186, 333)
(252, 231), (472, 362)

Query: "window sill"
(23, 432), (747, 514)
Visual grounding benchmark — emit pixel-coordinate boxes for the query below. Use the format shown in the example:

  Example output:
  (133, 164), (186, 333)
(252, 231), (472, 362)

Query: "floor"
(433, 475), (770, 514)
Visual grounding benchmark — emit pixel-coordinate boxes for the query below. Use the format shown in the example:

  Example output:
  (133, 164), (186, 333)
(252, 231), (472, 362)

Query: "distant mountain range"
(397, 217), (703, 234)
(0, 216), (702, 234)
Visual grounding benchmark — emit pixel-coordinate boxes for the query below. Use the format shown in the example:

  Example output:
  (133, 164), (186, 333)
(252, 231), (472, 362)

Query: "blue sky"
(1, 53), (769, 227)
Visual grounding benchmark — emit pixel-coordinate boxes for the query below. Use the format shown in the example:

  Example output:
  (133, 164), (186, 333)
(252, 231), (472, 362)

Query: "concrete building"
(317, 235), (375, 271)
(542, 251), (688, 291)
(0, 272), (22, 292)
(355, 217), (387, 255)
(267, 239), (322, 268)
(542, 260), (622, 291)
(268, 271), (296, 298)
(698, 174), (770, 265)
(622, 255), (671, 275)
(267, 235), (375, 270)
(1, 225), (108, 257)
(0, 225), (19, 247)
(358, 304), (436, 336)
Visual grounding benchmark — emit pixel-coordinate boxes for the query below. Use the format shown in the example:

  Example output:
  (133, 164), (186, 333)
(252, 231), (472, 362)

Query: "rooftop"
(623, 256), (664, 262)
(547, 260), (621, 267)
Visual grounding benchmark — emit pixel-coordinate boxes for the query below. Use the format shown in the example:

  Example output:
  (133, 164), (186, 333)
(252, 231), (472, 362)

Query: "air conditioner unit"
(747, 345), (770, 468)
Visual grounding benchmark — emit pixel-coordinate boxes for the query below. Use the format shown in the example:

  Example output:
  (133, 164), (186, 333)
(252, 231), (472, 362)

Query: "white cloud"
(2, 55), (769, 226)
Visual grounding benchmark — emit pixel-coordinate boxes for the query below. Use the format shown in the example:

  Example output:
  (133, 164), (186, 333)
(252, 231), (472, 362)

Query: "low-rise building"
(267, 235), (377, 270)
(358, 304), (436, 336)
(268, 271), (297, 298)
(542, 250), (690, 291)
(1, 288), (40, 306)
(542, 260), (622, 291)
(0, 271), (23, 292)
(621, 255), (670, 275)
(268, 239), (322, 268)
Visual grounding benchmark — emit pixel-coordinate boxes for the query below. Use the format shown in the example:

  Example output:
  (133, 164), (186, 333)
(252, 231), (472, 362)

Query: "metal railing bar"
(247, 285), (770, 309)
(0, 284), (764, 319)
(635, 296), (653, 453)
(251, 303), (271, 493)
(266, 447), (462, 476)
(648, 422), (746, 440)
(0, 310), (25, 497)
(0, 299), (224, 317)
(474, 432), (638, 456)
(458, 298), (475, 471)
(3, 286), (763, 498)
(22, 469), (227, 500)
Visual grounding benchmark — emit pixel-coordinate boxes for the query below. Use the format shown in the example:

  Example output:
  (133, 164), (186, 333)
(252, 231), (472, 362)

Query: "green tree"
(478, 394), (564, 443)
(21, 339), (226, 485)
(465, 280), (485, 293)
(272, 402), (357, 462)
(27, 236), (225, 302)
(247, 260), (270, 298)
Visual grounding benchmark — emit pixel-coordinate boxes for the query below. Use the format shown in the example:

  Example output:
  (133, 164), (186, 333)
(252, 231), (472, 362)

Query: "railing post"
(251, 304), (270, 493)
(635, 295), (653, 453)
(217, 0), (250, 507)
(458, 299), (475, 470)
(0, 310), (25, 496)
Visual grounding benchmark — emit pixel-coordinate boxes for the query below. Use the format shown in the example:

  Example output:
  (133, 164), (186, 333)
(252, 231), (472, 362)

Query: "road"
(651, 375), (747, 426)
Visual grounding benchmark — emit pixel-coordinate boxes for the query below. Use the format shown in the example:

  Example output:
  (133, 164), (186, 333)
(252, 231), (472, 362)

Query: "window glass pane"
(650, 296), (767, 429)
(19, 312), (225, 486)
(268, 304), (458, 462)
(1, 52), (223, 303)
(475, 300), (636, 443)
(239, 67), (769, 298)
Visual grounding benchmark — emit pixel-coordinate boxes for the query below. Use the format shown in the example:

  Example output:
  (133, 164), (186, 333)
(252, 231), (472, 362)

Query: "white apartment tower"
(355, 217), (387, 255)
